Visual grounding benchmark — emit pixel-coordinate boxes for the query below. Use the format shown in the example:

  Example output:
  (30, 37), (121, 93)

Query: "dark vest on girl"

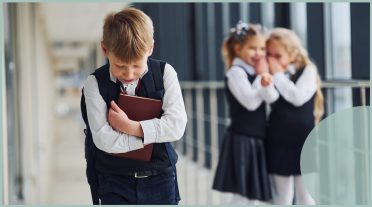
(225, 67), (266, 138)
(267, 67), (315, 148)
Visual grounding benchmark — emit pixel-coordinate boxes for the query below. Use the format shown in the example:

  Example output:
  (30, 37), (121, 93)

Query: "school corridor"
(48, 91), (233, 205)
(1, 2), (370, 205)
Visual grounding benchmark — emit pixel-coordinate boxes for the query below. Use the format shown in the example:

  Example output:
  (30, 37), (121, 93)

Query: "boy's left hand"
(108, 101), (130, 133)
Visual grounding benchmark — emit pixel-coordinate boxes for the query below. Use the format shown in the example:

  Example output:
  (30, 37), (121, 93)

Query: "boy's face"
(101, 41), (153, 84)
(107, 53), (148, 84)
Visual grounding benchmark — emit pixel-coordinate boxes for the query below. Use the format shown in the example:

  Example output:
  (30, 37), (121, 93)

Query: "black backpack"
(80, 59), (166, 204)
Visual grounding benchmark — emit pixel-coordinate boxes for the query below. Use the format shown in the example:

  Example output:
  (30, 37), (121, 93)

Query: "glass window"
(261, 3), (275, 29)
(324, 2), (352, 113)
(290, 3), (307, 48)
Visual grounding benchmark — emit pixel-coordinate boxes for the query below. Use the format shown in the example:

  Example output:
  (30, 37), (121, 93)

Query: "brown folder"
(110, 94), (162, 161)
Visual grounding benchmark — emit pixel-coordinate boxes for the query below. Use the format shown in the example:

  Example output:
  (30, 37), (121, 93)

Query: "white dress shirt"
(83, 63), (187, 153)
(273, 64), (318, 106)
(226, 58), (279, 111)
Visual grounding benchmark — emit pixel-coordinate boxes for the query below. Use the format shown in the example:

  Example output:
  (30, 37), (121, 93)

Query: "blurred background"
(1, 1), (370, 205)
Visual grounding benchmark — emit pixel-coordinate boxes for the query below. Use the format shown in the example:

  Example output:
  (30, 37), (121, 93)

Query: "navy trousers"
(97, 171), (179, 205)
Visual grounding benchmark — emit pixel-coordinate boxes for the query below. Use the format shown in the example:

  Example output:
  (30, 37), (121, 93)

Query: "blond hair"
(102, 7), (154, 62)
(267, 28), (324, 124)
(221, 23), (265, 69)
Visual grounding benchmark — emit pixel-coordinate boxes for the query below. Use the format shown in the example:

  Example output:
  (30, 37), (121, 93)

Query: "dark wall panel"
(250, 3), (261, 24)
(134, 3), (195, 81)
(307, 3), (326, 78)
(274, 3), (290, 28)
(351, 3), (370, 106)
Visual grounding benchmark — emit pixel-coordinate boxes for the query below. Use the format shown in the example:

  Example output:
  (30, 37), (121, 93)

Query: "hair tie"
(230, 20), (249, 40)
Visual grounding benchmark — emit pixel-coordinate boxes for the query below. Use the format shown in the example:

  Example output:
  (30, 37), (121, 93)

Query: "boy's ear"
(148, 40), (155, 56)
(101, 41), (108, 56)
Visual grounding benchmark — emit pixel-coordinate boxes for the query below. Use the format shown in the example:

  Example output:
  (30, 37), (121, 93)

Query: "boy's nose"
(123, 72), (135, 80)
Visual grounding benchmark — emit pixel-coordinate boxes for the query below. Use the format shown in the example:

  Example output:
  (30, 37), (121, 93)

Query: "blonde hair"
(221, 23), (265, 69)
(102, 7), (154, 62)
(267, 28), (324, 124)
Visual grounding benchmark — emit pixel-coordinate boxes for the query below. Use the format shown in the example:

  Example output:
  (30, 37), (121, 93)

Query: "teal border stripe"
(0, 2), (4, 205)
(370, 0), (372, 204)
(0, 0), (371, 3)
(0, 0), (370, 206)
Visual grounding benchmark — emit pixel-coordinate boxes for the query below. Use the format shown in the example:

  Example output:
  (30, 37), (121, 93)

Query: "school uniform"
(212, 58), (278, 201)
(82, 58), (187, 204)
(266, 64), (317, 176)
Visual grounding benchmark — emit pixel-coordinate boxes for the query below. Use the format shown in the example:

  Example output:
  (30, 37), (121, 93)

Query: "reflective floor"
(48, 90), (238, 205)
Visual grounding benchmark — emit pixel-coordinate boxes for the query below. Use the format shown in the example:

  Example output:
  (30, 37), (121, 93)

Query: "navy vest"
(82, 58), (178, 174)
(225, 68), (267, 138)
(267, 67), (315, 148)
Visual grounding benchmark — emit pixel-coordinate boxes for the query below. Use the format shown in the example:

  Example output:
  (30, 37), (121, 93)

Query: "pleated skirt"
(212, 131), (272, 201)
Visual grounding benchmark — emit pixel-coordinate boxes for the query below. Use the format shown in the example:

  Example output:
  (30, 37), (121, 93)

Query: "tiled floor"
(47, 92), (236, 205)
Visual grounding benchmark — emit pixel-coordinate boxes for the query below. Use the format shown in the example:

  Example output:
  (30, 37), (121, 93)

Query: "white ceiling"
(38, 3), (129, 72)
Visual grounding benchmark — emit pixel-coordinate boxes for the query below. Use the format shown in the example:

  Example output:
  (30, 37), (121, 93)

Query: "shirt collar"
(287, 64), (296, 75)
(109, 64), (149, 83)
(232, 57), (256, 75)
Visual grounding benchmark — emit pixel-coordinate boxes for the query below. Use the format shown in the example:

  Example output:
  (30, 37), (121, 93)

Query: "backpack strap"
(81, 63), (113, 205)
(80, 89), (99, 205)
(139, 58), (165, 99)
(80, 89), (88, 126)
(93, 63), (120, 107)
(149, 58), (165, 91)
(148, 58), (180, 201)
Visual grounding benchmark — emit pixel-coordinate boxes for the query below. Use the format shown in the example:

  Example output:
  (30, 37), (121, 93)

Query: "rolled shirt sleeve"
(253, 75), (280, 104)
(140, 63), (188, 145)
(83, 75), (144, 153)
(273, 64), (318, 107)
(226, 67), (267, 111)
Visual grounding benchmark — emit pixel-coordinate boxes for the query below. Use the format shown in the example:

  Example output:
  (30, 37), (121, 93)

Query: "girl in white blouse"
(212, 21), (278, 205)
(266, 28), (324, 205)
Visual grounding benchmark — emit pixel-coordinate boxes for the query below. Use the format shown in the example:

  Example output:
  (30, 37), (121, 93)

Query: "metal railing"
(177, 80), (370, 169)
(176, 79), (370, 204)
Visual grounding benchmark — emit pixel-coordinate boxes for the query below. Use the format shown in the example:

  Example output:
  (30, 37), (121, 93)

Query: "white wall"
(14, 3), (55, 204)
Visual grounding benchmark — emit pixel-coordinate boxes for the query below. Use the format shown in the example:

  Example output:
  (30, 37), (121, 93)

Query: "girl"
(266, 28), (324, 205)
(212, 21), (278, 204)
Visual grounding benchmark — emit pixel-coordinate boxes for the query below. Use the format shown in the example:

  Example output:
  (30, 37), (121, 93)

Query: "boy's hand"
(255, 57), (269, 75)
(261, 72), (273, 87)
(108, 101), (144, 138)
(108, 101), (130, 132)
(268, 57), (284, 74)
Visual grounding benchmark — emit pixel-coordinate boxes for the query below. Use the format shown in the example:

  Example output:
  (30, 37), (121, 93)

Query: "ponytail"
(221, 36), (237, 69)
(314, 73), (324, 124)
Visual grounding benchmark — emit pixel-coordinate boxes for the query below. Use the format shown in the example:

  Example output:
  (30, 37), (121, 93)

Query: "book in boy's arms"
(110, 93), (162, 161)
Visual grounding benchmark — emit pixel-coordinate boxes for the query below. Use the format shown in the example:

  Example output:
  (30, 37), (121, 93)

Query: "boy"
(81, 7), (187, 205)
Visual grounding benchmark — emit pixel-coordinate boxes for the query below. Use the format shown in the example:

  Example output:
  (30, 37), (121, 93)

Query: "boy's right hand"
(108, 101), (129, 132)
(108, 101), (144, 138)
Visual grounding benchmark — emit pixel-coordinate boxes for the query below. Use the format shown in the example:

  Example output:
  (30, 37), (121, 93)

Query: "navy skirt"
(212, 131), (272, 201)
